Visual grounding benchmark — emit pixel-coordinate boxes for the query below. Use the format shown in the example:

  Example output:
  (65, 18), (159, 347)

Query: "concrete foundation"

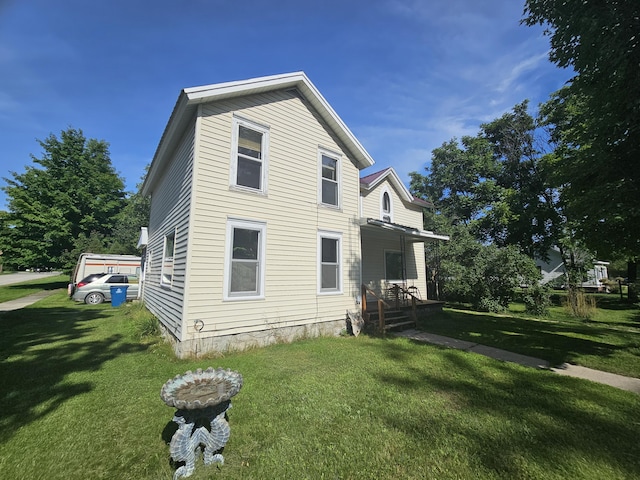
(160, 319), (347, 358)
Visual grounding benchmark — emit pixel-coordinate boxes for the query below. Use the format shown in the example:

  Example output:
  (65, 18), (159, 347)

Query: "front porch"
(359, 218), (447, 333)
(361, 284), (444, 333)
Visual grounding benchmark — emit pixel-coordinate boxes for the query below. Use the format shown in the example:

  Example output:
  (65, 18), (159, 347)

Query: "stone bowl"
(161, 367), (243, 410)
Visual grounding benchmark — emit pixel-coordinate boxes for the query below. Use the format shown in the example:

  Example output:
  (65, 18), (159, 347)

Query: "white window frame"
(318, 230), (342, 295)
(161, 229), (176, 287)
(230, 116), (269, 194)
(223, 218), (267, 301)
(318, 148), (341, 208)
(380, 186), (393, 223)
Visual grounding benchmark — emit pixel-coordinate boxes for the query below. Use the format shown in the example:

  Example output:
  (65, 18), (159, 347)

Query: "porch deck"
(363, 299), (445, 332)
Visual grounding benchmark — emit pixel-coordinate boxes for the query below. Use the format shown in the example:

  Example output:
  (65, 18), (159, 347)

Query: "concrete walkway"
(0, 290), (62, 312)
(397, 329), (640, 395)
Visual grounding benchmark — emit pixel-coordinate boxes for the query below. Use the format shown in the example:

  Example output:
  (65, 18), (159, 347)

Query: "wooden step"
(383, 319), (415, 331)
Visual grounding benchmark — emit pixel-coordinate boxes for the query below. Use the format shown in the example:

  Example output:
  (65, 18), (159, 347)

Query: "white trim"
(223, 218), (267, 301)
(360, 167), (414, 203)
(229, 115), (269, 194)
(144, 72), (375, 196)
(380, 186), (393, 223)
(318, 148), (342, 209)
(160, 228), (177, 288)
(318, 230), (343, 295)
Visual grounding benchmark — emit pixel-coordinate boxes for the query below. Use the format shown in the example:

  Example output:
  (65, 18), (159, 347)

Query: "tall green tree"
(478, 101), (562, 259)
(109, 168), (151, 255)
(523, 0), (640, 262)
(409, 136), (498, 228)
(1, 128), (126, 270)
(411, 102), (563, 261)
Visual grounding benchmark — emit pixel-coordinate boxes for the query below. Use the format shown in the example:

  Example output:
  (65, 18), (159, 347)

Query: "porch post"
(378, 299), (385, 333)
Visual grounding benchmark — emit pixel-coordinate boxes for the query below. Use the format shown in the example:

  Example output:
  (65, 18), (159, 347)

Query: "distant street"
(0, 271), (63, 287)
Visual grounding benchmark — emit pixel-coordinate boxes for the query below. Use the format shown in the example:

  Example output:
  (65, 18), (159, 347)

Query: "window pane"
(238, 126), (262, 159)
(321, 264), (338, 289)
(385, 251), (403, 280)
(321, 237), (337, 262)
(233, 228), (259, 260)
(106, 275), (126, 284)
(321, 156), (336, 180)
(165, 234), (175, 259)
(231, 261), (258, 292)
(237, 157), (262, 189)
(322, 179), (338, 205)
(383, 192), (390, 213)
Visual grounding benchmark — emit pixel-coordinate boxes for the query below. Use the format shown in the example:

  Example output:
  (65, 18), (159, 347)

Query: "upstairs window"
(161, 231), (176, 286)
(231, 117), (269, 193)
(319, 151), (340, 207)
(382, 191), (391, 222)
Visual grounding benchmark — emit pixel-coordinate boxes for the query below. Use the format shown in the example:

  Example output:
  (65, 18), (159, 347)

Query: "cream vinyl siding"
(144, 123), (195, 340)
(182, 89), (361, 338)
(360, 178), (423, 227)
(360, 177), (427, 298)
(361, 229), (427, 298)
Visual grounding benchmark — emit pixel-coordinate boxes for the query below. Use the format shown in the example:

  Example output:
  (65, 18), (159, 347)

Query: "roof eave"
(143, 72), (375, 196)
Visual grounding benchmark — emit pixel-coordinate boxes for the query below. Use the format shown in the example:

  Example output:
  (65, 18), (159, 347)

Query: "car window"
(78, 273), (106, 284)
(106, 275), (127, 284)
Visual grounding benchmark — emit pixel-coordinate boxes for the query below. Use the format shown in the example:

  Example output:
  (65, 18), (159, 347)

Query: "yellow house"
(141, 72), (447, 357)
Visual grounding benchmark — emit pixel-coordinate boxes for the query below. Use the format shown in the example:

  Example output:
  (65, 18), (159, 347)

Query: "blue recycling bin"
(110, 285), (128, 307)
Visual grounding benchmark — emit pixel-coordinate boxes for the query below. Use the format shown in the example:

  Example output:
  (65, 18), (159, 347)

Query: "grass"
(0, 283), (639, 479)
(418, 295), (640, 378)
(0, 274), (69, 302)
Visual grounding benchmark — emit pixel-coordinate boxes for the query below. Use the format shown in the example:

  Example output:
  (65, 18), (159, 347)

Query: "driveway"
(0, 271), (63, 287)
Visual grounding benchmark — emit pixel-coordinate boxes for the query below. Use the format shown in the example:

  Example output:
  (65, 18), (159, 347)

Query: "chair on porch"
(406, 285), (422, 302)
(384, 282), (406, 307)
(384, 283), (423, 308)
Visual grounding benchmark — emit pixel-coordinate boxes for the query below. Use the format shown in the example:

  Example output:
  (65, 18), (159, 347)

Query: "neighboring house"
(535, 247), (609, 290)
(140, 72), (448, 357)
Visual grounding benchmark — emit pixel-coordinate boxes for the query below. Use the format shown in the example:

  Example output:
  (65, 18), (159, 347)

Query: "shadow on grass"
(3, 279), (70, 292)
(416, 308), (637, 366)
(0, 303), (148, 443)
(370, 338), (640, 478)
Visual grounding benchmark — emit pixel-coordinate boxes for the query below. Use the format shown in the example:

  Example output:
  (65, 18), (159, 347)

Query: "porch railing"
(386, 284), (419, 324)
(361, 284), (419, 332)
(361, 284), (391, 333)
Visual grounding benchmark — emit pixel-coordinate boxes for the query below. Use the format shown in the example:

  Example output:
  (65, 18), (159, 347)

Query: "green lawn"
(0, 290), (639, 479)
(418, 297), (640, 378)
(0, 274), (69, 303)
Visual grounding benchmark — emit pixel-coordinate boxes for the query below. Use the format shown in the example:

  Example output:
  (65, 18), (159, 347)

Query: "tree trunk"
(628, 260), (638, 302)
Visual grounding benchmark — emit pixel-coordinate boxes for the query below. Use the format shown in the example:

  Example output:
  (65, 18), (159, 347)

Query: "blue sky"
(0, 0), (572, 209)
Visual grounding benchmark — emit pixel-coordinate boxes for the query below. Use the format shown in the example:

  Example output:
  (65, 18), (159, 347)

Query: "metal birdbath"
(161, 367), (243, 479)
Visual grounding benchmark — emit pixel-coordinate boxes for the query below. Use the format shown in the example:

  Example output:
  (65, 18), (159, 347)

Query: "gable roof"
(360, 167), (432, 208)
(143, 72), (375, 195)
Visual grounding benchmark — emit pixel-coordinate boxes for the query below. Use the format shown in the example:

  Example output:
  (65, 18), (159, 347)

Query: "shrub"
(477, 297), (506, 313)
(522, 284), (551, 316)
(564, 288), (596, 319)
(440, 229), (541, 311)
(124, 302), (160, 340)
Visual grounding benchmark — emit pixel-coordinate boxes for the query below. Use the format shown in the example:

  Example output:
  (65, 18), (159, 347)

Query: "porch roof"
(362, 218), (450, 242)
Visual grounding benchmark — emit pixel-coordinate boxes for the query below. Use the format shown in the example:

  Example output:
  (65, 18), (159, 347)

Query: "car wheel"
(85, 292), (104, 305)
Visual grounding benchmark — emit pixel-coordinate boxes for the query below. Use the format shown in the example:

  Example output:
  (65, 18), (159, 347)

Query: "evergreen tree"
(1, 128), (126, 270)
